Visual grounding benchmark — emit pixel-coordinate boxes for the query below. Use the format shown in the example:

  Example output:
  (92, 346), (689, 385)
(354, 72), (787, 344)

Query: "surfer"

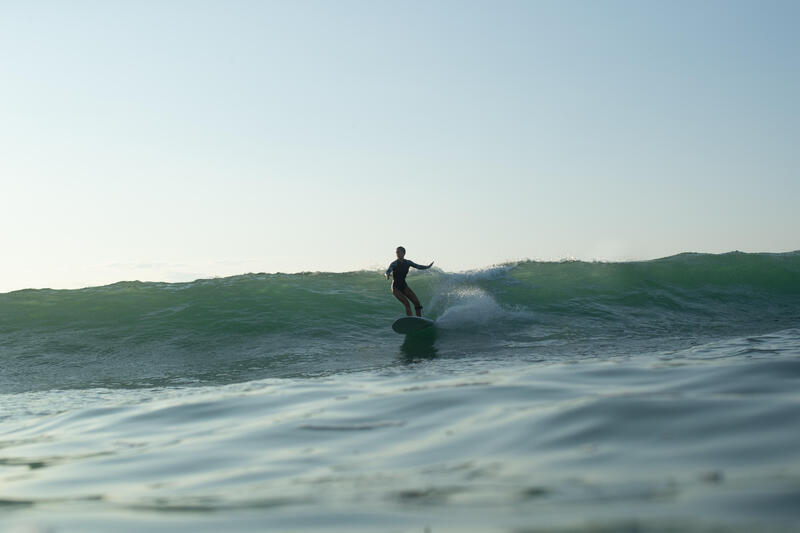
(385, 246), (434, 317)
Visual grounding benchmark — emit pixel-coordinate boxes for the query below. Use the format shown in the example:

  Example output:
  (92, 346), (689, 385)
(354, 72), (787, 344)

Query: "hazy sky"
(2, 0), (798, 292)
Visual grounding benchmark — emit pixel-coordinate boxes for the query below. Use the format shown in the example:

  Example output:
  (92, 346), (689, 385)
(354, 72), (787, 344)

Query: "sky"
(1, 0), (798, 292)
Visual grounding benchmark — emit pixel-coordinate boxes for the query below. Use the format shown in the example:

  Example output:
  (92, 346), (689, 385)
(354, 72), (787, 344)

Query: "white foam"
(434, 287), (507, 329)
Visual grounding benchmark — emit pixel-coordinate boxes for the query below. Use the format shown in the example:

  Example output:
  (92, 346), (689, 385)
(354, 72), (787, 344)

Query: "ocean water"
(1, 252), (799, 532)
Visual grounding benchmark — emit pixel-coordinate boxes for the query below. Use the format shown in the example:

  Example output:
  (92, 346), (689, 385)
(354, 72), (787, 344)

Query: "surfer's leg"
(404, 287), (423, 317)
(393, 289), (413, 316)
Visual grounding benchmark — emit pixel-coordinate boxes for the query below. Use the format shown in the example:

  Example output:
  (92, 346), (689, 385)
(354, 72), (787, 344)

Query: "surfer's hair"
(396, 246), (406, 254)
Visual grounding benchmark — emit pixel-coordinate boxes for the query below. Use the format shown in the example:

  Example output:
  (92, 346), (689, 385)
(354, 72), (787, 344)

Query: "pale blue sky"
(1, 0), (798, 292)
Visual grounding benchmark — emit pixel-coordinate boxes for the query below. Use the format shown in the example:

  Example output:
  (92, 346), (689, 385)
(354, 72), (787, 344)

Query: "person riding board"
(385, 246), (434, 317)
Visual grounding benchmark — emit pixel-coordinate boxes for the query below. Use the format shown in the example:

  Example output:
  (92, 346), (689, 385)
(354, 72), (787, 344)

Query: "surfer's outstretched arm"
(408, 260), (434, 270)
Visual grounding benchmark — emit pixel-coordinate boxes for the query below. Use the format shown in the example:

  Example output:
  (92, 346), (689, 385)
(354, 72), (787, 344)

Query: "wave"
(1, 252), (799, 391)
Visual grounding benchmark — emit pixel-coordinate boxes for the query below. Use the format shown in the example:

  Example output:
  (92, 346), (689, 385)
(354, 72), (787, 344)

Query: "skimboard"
(392, 316), (435, 334)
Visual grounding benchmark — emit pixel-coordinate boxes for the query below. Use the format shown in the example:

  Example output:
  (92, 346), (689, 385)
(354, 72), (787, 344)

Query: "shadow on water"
(399, 328), (438, 362)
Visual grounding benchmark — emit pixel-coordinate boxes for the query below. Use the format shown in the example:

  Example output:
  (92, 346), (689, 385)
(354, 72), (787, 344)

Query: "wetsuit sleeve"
(408, 260), (430, 270)
(385, 261), (397, 275)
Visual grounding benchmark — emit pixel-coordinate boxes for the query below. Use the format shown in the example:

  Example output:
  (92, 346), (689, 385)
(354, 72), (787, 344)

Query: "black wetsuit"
(386, 259), (429, 293)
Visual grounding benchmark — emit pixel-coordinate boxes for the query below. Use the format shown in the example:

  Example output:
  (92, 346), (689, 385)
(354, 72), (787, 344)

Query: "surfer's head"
(396, 246), (406, 259)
